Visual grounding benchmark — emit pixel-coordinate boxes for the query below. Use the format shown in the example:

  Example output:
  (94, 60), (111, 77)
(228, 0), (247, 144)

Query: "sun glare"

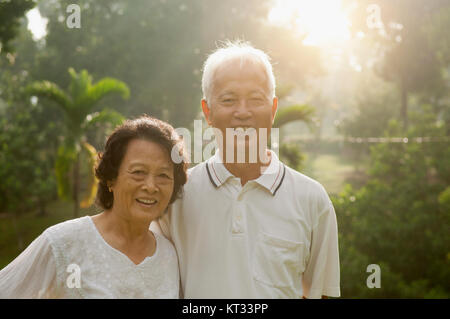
(268, 0), (351, 47)
(26, 8), (48, 41)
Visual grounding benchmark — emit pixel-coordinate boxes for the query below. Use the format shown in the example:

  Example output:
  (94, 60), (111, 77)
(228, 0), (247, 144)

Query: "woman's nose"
(142, 175), (158, 192)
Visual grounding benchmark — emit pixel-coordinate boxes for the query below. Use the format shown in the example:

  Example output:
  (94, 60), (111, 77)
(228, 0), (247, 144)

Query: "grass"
(301, 151), (367, 196)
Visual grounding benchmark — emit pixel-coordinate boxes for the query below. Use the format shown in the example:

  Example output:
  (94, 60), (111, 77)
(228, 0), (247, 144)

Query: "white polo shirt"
(158, 150), (340, 299)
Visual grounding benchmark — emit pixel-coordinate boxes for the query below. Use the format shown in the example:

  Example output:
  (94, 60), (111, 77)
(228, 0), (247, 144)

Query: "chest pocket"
(253, 231), (305, 289)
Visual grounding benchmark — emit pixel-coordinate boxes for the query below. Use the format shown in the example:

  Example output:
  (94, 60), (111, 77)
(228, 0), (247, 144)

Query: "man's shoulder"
(186, 161), (209, 184)
(283, 163), (326, 192)
(281, 163), (334, 222)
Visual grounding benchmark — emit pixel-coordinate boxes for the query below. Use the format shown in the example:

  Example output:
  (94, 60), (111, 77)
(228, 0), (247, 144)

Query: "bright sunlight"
(268, 0), (352, 47)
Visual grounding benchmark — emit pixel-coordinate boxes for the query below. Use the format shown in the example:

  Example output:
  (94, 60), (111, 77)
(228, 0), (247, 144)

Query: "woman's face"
(109, 138), (174, 222)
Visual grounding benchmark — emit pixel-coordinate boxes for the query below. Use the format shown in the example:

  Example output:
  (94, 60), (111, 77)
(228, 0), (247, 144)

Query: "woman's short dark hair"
(95, 115), (188, 210)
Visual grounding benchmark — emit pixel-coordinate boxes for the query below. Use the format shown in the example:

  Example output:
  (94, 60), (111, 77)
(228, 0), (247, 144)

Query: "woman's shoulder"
(43, 216), (92, 243)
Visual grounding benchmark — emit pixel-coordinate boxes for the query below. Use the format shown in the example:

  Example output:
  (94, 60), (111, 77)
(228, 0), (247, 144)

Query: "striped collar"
(205, 150), (286, 196)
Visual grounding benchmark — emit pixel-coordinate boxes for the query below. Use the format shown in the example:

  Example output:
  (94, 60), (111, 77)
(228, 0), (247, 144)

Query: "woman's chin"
(132, 206), (165, 222)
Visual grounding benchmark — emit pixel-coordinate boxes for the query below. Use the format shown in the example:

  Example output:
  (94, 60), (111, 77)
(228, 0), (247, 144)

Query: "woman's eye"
(132, 170), (146, 175)
(160, 174), (172, 179)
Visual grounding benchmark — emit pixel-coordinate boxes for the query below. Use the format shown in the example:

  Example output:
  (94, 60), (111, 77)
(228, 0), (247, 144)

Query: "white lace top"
(0, 216), (180, 298)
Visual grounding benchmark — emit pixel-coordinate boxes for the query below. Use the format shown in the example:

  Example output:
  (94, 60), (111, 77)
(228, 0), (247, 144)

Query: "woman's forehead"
(121, 139), (172, 166)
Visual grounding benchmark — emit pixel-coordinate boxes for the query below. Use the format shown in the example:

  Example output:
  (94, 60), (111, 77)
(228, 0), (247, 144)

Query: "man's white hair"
(201, 40), (276, 105)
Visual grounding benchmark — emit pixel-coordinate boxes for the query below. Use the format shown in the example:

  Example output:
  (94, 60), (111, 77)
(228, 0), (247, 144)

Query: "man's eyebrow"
(248, 89), (267, 95)
(218, 92), (237, 98)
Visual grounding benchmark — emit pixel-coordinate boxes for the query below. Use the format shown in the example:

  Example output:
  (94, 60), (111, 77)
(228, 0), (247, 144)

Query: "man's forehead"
(211, 59), (270, 92)
(215, 57), (266, 75)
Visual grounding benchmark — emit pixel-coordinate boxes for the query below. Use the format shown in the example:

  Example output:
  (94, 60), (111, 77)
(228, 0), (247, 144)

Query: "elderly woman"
(0, 115), (188, 298)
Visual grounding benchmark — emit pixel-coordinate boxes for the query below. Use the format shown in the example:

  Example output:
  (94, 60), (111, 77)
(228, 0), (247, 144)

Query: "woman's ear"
(107, 180), (114, 193)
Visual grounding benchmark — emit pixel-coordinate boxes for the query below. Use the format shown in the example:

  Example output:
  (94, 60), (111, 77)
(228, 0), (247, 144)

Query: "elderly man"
(156, 41), (340, 299)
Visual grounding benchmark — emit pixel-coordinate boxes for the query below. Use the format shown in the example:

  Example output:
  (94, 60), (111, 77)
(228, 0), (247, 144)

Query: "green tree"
(345, 0), (449, 131)
(273, 102), (315, 171)
(29, 0), (321, 128)
(333, 106), (450, 298)
(0, 99), (59, 249)
(27, 68), (129, 217)
(0, 0), (36, 54)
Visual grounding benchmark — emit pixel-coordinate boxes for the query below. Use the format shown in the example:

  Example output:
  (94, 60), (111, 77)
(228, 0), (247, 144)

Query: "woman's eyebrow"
(128, 162), (172, 171)
(128, 162), (146, 168)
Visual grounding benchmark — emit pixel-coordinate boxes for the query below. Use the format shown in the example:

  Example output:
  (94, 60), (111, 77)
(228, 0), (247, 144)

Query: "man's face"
(202, 59), (278, 162)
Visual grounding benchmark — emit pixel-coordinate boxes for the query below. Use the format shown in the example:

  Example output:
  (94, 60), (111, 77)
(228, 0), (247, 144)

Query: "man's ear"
(271, 97), (278, 123)
(201, 99), (213, 126)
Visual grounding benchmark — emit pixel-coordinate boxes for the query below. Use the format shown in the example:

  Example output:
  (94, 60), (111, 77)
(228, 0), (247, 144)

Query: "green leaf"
(82, 108), (125, 131)
(68, 68), (93, 103)
(273, 104), (314, 128)
(26, 81), (71, 112)
(76, 77), (130, 112)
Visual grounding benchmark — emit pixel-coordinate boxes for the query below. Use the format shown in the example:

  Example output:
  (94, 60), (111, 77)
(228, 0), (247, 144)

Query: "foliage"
(279, 143), (305, 172)
(333, 107), (450, 298)
(273, 103), (315, 172)
(28, 0), (322, 127)
(0, 0), (36, 54)
(0, 102), (58, 216)
(273, 104), (314, 128)
(26, 68), (128, 216)
(345, 0), (450, 130)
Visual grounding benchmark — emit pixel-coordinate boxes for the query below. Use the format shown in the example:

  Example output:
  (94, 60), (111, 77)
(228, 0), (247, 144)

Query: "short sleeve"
(302, 200), (341, 299)
(0, 232), (58, 298)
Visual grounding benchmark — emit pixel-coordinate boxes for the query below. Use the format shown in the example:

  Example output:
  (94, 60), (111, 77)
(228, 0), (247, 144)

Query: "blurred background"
(0, 0), (449, 298)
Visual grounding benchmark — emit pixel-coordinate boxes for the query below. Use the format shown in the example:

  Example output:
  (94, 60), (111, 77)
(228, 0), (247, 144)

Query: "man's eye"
(160, 173), (172, 179)
(132, 170), (146, 175)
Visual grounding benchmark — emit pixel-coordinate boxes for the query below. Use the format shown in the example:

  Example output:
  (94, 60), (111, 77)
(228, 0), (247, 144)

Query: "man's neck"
(220, 149), (272, 186)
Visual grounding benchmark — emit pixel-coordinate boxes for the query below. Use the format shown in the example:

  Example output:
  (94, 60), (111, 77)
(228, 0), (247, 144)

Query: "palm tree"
(273, 103), (315, 172)
(27, 68), (129, 217)
(273, 104), (314, 128)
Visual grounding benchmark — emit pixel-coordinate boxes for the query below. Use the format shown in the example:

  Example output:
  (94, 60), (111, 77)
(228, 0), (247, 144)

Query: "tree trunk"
(73, 154), (80, 218)
(400, 79), (408, 132)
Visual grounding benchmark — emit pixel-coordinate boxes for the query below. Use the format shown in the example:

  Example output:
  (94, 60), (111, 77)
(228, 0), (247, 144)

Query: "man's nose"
(234, 99), (252, 119)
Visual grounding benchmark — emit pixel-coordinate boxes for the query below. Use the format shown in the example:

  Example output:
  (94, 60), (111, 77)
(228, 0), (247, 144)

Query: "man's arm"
(302, 199), (341, 299)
